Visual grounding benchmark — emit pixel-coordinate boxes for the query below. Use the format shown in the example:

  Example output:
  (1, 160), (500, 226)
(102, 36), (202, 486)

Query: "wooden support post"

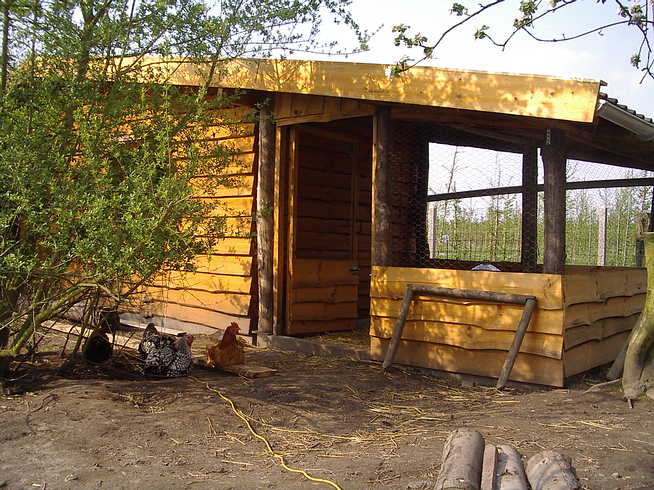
(414, 128), (430, 265)
(521, 148), (538, 272)
(541, 129), (567, 274)
(372, 106), (392, 266)
(257, 102), (275, 335)
(496, 297), (536, 389)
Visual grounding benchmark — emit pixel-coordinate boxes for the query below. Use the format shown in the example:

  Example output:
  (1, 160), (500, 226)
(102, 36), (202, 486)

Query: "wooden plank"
(147, 288), (251, 316)
(151, 271), (252, 293)
(290, 302), (358, 321)
(293, 259), (359, 285)
(370, 336), (564, 387)
(292, 284), (358, 303)
(200, 196), (254, 216)
(370, 298), (564, 335)
(210, 237), (252, 255)
(564, 294), (646, 327)
(286, 318), (357, 335)
(542, 129), (567, 274)
(563, 267), (646, 306)
(154, 58), (601, 123)
(371, 266), (564, 310)
(190, 175), (255, 198)
(171, 135), (256, 158)
(177, 152), (256, 175)
(564, 331), (630, 377)
(187, 122), (256, 140)
(274, 93), (374, 126)
(160, 302), (251, 330)
(195, 216), (253, 237)
(190, 255), (253, 276)
(370, 317), (563, 359)
(564, 314), (638, 350)
(272, 125), (288, 336)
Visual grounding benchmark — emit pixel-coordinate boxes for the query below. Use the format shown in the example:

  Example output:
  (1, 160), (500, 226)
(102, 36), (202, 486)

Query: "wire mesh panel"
(407, 142), (654, 271)
(425, 144), (526, 270)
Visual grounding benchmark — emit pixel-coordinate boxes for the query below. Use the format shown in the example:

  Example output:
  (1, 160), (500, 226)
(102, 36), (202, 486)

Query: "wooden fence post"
(372, 106), (392, 266)
(542, 129), (567, 274)
(257, 102), (275, 335)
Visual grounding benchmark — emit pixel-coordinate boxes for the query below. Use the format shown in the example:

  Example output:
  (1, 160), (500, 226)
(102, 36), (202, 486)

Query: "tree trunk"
(623, 232), (654, 399)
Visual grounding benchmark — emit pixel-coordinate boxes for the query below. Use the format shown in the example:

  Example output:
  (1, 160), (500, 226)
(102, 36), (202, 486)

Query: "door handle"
(350, 267), (360, 274)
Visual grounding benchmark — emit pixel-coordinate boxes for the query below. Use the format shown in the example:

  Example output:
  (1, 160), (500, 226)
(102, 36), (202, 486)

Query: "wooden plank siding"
(370, 265), (645, 386)
(562, 266), (646, 377)
(369, 266), (566, 386)
(121, 106), (258, 334)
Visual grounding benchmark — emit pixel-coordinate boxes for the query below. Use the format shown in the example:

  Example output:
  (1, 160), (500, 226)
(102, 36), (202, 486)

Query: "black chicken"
(83, 309), (119, 363)
(138, 323), (194, 377)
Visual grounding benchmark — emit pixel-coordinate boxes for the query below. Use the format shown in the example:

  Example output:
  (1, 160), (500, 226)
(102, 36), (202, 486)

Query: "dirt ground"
(1, 331), (654, 490)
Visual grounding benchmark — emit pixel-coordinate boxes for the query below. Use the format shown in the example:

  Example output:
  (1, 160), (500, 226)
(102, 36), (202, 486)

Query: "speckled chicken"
(138, 323), (194, 377)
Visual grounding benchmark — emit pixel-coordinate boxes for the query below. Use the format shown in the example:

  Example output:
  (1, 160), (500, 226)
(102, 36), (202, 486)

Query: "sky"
(313, 0), (654, 119)
(306, 0), (654, 209)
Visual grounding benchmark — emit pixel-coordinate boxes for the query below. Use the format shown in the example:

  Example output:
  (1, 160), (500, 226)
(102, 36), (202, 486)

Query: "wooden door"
(286, 126), (360, 335)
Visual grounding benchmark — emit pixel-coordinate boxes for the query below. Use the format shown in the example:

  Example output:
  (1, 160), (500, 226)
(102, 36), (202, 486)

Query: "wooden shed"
(124, 58), (654, 386)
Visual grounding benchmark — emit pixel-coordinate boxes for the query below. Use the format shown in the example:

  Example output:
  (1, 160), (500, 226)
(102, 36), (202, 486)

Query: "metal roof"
(597, 92), (654, 141)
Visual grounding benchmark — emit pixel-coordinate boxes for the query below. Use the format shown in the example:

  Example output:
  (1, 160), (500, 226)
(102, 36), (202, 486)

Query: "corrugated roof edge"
(598, 92), (654, 140)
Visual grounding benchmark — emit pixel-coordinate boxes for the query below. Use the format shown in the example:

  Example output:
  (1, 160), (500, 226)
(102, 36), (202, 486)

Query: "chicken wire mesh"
(400, 142), (654, 271)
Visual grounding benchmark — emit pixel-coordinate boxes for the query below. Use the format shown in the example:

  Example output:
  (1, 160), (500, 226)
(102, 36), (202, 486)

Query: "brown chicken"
(207, 322), (245, 369)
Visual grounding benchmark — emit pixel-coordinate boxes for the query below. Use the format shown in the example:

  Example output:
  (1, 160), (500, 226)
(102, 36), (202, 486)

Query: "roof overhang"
(597, 99), (654, 141)
(134, 57), (603, 124)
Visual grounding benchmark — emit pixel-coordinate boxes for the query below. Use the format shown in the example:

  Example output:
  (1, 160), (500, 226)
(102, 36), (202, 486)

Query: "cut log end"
(525, 450), (580, 490)
(435, 428), (485, 490)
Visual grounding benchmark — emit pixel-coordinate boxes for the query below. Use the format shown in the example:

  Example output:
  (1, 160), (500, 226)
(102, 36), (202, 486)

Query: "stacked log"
(434, 428), (580, 490)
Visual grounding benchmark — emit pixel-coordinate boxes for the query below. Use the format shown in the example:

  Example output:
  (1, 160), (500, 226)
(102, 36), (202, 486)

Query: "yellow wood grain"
(371, 266), (564, 310)
(191, 175), (255, 198)
(193, 216), (253, 237)
(370, 317), (563, 359)
(274, 93), (374, 126)
(370, 337), (564, 387)
(200, 196), (254, 216)
(286, 318), (357, 335)
(564, 314), (639, 350)
(176, 152), (256, 175)
(563, 267), (647, 306)
(146, 287), (252, 316)
(292, 284), (358, 303)
(564, 331), (631, 377)
(162, 302), (251, 330)
(564, 294), (646, 327)
(290, 301), (358, 321)
(151, 271), (252, 294)
(144, 57), (601, 123)
(209, 237), (252, 255)
(191, 255), (253, 276)
(293, 259), (359, 287)
(370, 297), (564, 335)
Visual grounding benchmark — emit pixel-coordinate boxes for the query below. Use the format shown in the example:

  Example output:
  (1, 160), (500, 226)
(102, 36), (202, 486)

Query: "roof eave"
(597, 100), (654, 141)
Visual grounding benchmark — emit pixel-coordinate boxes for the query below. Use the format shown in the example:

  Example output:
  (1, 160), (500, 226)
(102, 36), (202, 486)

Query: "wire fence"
(423, 144), (653, 269)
